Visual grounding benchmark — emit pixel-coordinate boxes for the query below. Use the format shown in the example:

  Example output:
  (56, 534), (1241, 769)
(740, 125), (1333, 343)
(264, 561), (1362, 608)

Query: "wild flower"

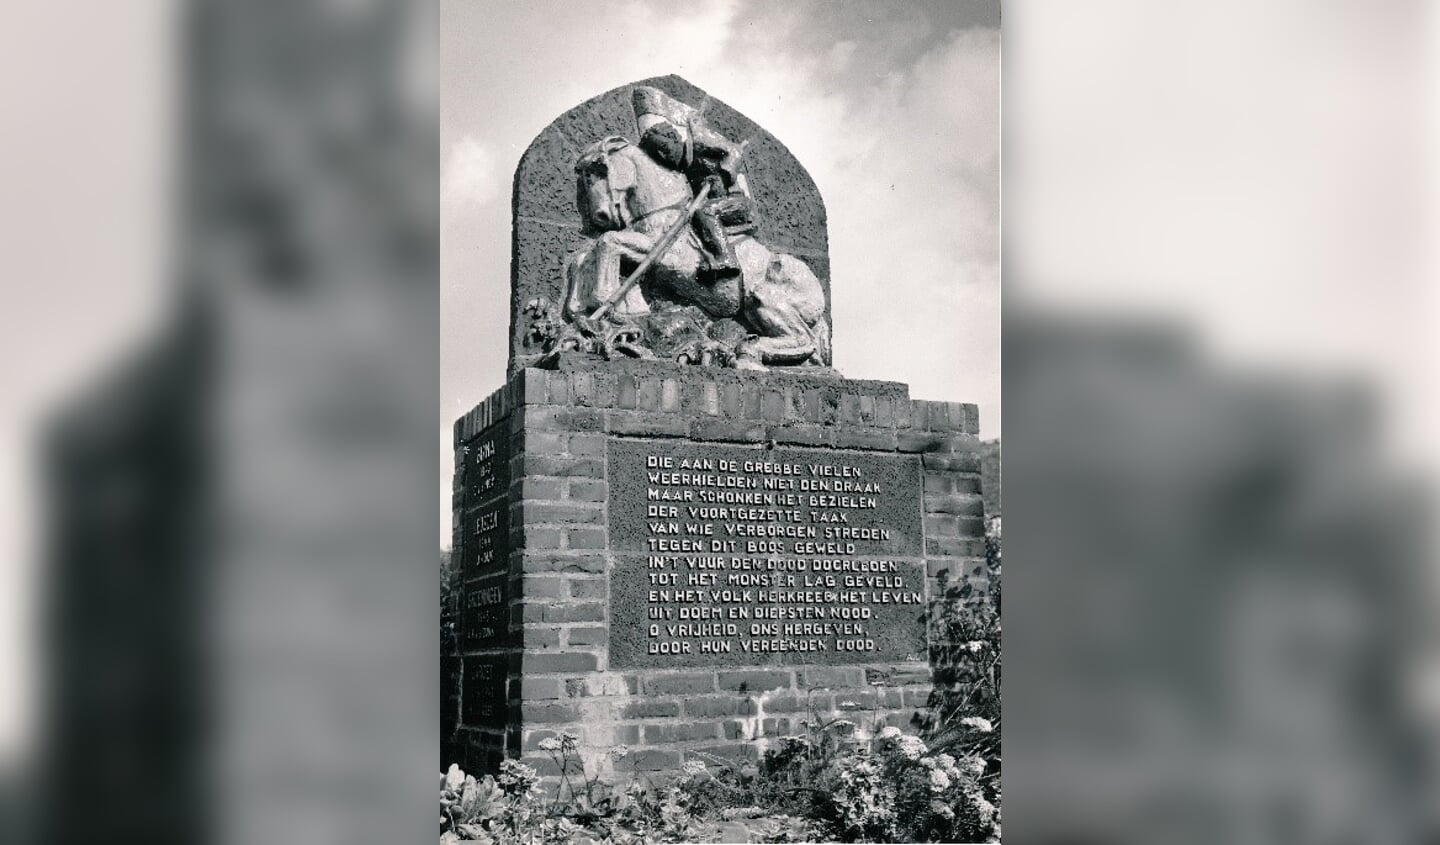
(894, 735), (927, 761)
(973, 796), (998, 823)
(827, 753), (896, 838)
(444, 764), (465, 792)
(960, 715), (994, 733)
(496, 760), (541, 799)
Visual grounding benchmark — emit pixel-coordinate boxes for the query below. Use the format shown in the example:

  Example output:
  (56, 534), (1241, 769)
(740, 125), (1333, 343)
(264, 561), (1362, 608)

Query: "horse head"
(575, 136), (638, 236)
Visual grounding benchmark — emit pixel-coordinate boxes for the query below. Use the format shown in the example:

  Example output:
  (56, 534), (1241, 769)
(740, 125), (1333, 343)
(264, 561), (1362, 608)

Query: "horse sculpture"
(553, 136), (830, 370)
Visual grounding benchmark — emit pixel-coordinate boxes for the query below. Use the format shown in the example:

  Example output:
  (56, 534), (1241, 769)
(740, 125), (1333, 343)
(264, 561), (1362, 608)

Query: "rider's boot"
(709, 239), (741, 279)
(694, 211), (741, 282)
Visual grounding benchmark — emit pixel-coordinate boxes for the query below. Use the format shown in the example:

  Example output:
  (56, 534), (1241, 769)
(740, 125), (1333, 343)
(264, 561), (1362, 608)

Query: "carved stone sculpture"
(531, 86), (831, 371)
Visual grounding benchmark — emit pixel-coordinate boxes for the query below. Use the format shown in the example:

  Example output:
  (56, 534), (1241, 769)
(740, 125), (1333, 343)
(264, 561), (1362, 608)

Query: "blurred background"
(0, 1), (1435, 844)
(1003, 3), (1437, 842)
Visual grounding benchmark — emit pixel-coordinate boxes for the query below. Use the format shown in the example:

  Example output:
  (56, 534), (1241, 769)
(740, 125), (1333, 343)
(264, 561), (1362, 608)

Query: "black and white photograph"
(4, 2), (1440, 845)
(440, 1), (1000, 842)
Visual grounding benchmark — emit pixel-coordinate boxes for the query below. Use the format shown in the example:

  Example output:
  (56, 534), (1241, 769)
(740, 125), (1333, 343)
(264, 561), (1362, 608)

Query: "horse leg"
(574, 231), (655, 323)
(560, 249), (589, 323)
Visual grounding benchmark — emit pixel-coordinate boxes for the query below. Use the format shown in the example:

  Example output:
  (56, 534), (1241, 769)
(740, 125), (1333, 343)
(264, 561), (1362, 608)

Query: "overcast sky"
(440, 0), (1001, 543)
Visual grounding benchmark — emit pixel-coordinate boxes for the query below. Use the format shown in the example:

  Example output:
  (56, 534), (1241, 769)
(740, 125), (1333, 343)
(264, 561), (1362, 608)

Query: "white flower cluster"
(443, 763), (466, 792)
(960, 716), (994, 734)
(536, 731), (580, 754)
(918, 751), (986, 794)
(894, 735), (928, 761)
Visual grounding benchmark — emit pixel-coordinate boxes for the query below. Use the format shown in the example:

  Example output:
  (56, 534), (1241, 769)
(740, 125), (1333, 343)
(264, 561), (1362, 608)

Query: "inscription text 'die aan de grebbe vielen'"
(608, 439), (926, 669)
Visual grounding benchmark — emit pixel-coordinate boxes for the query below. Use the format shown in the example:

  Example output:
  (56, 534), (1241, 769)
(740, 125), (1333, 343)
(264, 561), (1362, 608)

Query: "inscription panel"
(460, 655), (508, 728)
(460, 425), (511, 579)
(460, 424), (512, 653)
(609, 439), (926, 668)
(460, 571), (509, 652)
(463, 499), (510, 577)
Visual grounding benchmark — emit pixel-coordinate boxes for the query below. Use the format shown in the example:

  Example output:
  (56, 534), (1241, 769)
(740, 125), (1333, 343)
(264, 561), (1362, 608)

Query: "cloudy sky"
(440, 0), (1001, 541)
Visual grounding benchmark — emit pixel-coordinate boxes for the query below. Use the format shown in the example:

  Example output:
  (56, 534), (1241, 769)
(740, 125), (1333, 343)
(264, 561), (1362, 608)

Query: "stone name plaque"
(460, 425), (511, 653)
(608, 439), (927, 668)
(460, 571), (508, 651)
(461, 655), (507, 725)
(460, 425), (511, 579)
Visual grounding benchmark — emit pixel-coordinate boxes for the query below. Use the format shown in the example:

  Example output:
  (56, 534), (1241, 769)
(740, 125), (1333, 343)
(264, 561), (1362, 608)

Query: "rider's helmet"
(632, 87), (698, 170)
(631, 86), (698, 128)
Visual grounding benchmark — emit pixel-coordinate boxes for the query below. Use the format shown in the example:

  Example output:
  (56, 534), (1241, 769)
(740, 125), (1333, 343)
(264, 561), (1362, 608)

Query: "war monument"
(444, 76), (985, 780)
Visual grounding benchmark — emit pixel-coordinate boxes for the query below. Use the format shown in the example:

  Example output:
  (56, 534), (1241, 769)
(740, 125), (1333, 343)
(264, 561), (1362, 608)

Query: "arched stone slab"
(507, 75), (830, 373)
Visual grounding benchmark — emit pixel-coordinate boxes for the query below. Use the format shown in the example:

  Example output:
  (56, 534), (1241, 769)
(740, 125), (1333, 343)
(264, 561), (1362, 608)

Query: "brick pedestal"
(443, 357), (984, 781)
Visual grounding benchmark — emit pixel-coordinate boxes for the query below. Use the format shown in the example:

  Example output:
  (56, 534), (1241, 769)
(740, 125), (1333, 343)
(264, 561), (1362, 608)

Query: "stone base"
(443, 362), (985, 781)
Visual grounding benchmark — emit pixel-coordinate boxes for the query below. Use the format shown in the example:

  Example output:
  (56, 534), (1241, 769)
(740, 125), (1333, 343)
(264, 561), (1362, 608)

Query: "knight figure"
(535, 85), (831, 370)
(632, 86), (758, 282)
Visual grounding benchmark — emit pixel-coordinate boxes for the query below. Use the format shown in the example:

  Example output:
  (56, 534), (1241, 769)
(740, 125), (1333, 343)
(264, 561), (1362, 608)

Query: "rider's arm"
(688, 121), (742, 189)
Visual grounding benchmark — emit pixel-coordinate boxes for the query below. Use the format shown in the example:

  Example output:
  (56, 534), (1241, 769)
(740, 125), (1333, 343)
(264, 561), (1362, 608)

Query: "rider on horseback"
(632, 86), (757, 282)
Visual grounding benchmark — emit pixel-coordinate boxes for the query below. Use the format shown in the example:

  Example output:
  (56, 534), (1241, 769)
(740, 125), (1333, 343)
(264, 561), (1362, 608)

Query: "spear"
(585, 180), (714, 324)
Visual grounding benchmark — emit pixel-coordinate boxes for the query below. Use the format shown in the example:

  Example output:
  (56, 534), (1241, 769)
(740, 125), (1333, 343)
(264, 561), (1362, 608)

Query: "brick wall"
(448, 358), (985, 782)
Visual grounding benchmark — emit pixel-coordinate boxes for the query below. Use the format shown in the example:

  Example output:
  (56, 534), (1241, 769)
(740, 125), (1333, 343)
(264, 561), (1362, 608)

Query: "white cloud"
(800, 28), (1001, 411)
(440, 135), (498, 213)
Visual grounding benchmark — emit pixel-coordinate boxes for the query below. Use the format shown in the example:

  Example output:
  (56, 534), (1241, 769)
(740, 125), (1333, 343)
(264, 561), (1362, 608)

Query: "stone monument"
(444, 76), (985, 781)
